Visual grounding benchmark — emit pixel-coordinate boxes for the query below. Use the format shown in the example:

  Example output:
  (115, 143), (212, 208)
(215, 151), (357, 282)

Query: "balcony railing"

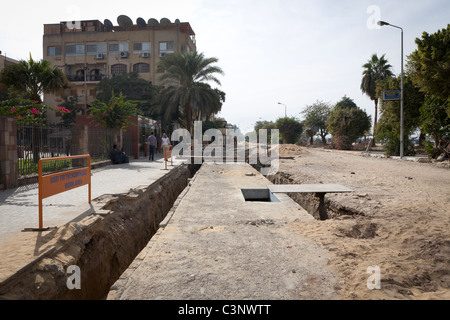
(66, 74), (106, 82)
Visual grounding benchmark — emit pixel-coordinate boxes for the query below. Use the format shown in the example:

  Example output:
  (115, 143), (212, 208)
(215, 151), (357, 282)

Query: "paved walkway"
(0, 153), (185, 243)
(108, 163), (339, 300)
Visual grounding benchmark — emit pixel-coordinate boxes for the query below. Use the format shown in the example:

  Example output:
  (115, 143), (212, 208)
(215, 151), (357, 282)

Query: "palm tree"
(1, 54), (69, 163)
(360, 54), (394, 142)
(1, 54), (69, 103)
(156, 51), (224, 134)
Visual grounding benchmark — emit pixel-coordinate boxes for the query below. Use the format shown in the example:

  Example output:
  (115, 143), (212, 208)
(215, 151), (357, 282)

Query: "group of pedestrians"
(148, 132), (170, 161)
(109, 132), (170, 164)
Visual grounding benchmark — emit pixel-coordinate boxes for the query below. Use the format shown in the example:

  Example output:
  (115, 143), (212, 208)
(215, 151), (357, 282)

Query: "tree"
(376, 76), (425, 156)
(58, 95), (82, 128)
(87, 92), (140, 129)
(274, 117), (303, 144)
(0, 98), (69, 125)
(254, 120), (273, 133)
(407, 24), (450, 159)
(407, 24), (450, 105)
(301, 100), (332, 145)
(360, 54), (394, 140)
(327, 96), (371, 150)
(419, 95), (449, 158)
(0, 54), (69, 103)
(0, 55), (69, 163)
(0, 98), (70, 163)
(260, 121), (277, 143)
(95, 72), (156, 118)
(335, 95), (358, 109)
(155, 51), (225, 134)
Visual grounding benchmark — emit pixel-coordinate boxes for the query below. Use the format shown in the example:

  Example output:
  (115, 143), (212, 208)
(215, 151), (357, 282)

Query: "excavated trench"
(0, 159), (363, 300)
(255, 166), (364, 220)
(0, 163), (201, 300)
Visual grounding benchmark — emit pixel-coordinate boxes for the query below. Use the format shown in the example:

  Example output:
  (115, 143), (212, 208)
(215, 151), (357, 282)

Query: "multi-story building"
(0, 53), (19, 98)
(43, 17), (196, 122)
(0, 53), (19, 73)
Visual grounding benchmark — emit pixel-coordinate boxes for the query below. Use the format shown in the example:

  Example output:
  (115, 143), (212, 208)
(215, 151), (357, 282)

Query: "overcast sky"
(1, 0), (449, 134)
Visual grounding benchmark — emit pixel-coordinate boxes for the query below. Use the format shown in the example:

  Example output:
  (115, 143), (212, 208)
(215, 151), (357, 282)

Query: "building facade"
(0, 54), (19, 99)
(0, 53), (19, 73)
(43, 17), (196, 123)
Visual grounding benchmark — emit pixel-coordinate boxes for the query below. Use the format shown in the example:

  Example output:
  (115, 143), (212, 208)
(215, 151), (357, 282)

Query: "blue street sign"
(383, 90), (401, 101)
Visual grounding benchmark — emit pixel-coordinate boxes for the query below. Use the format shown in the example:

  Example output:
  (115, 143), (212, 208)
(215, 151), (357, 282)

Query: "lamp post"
(377, 20), (404, 158)
(278, 102), (287, 118)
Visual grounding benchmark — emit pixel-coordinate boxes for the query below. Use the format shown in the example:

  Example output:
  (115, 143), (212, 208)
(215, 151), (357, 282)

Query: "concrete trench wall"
(0, 163), (200, 300)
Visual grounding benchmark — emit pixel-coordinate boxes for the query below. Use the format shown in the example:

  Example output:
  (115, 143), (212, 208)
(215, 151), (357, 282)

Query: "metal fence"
(87, 126), (109, 160)
(16, 124), (129, 177)
(17, 124), (71, 177)
(87, 126), (130, 161)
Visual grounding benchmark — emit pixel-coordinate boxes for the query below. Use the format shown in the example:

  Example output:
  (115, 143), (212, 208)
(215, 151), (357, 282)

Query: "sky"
(1, 0), (449, 134)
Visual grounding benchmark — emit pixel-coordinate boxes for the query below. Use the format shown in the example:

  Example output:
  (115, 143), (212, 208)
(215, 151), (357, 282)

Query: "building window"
(133, 42), (151, 53)
(66, 44), (85, 56)
(159, 41), (174, 57)
(86, 43), (107, 55)
(47, 46), (62, 56)
(109, 41), (129, 53)
(111, 64), (127, 76)
(133, 63), (150, 73)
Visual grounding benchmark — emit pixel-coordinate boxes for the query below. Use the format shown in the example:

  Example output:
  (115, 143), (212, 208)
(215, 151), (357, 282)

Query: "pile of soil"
(273, 146), (450, 299)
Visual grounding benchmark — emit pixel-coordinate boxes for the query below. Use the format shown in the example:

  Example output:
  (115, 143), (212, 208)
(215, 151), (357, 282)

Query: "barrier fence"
(25, 154), (91, 231)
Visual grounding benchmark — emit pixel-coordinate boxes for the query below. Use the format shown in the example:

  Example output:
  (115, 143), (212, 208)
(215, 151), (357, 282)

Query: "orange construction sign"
(37, 155), (91, 230)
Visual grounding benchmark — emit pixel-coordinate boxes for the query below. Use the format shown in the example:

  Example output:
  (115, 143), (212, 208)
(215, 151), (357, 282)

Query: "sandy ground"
(276, 144), (450, 300)
(1, 145), (448, 300)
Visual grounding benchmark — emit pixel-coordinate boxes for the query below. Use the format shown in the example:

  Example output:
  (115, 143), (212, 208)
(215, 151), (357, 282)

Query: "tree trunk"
(186, 100), (192, 136)
(418, 130), (425, 147)
(373, 98), (378, 137)
(368, 98), (378, 149)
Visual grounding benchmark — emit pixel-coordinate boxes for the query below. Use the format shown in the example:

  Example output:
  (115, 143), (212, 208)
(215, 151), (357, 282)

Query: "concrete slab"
(108, 163), (339, 300)
(268, 184), (353, 194)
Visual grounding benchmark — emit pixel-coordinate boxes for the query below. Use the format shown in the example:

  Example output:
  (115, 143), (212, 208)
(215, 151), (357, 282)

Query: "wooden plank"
(268, 184), (352, 193)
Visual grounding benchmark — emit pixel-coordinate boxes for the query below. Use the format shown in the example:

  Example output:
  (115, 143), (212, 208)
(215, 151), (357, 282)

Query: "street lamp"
(377, 20), (404, 158)
(278, 102), (287, 118)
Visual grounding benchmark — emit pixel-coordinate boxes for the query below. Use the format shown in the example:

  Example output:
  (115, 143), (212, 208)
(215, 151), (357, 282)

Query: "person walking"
(161, 133), (171, 158)
(148, 132), (157, 161)
(161, 133), (170, 147)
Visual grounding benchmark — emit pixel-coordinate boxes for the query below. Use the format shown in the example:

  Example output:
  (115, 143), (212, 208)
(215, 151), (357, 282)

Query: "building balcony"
(66, 74), (106, 83)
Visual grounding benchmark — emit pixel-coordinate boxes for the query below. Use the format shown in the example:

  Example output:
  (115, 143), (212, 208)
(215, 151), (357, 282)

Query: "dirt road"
(274, 145), (450, 300)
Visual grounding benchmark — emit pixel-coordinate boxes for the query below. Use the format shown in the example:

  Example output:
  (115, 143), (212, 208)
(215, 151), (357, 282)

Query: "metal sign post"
(164, 145), (173, 170)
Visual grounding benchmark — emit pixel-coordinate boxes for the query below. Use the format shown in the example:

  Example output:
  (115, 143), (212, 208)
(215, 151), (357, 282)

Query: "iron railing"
(17, 124), (71, 177)
(16, 124), (130, 177)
